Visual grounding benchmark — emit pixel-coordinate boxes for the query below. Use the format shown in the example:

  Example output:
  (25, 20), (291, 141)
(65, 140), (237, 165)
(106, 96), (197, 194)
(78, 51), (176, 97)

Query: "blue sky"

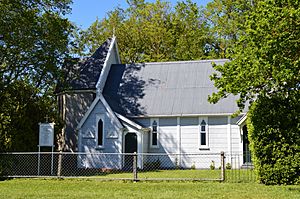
(67, 0), (212, 29)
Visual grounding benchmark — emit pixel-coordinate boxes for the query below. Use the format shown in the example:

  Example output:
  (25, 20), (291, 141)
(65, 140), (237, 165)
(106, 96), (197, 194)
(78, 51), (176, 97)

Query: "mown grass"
(79, 169), (255, 183)
(0, 178), (299, 199)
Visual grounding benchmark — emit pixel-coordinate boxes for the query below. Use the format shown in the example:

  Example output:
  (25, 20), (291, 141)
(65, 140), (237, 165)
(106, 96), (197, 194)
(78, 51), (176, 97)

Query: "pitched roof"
(58, 38), (112, 91)
(103, 59), (243, 117)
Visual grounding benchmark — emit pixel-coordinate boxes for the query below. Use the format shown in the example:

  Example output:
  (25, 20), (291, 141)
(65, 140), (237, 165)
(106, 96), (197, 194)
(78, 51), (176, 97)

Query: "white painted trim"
(129, 113), (246, 118)
(99, 94), (123, 129)
(237, 114), (247, 126)
(96, 114), (105, 148)
(77, 96), (100, 130)
(76, 94), (123, 130)
(150, 118), (159, 149)
(177, 117), (181, 167)
(227, 116), (232, 164)
(198, 117), (209, 149)
(141, 59), (229, 65)
(177, 117), (181, 154)
(95, 37), (116, 92)
(61, 94), (66, 151)
(115, 113), (142, 130)
(114, 36), (121, 64)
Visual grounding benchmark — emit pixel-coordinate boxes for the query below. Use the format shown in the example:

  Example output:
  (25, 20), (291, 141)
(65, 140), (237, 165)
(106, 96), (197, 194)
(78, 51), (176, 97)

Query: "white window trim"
(150, 118), (159, 148)
(96, 114), (105, 148)
(198, 117), (209, 149)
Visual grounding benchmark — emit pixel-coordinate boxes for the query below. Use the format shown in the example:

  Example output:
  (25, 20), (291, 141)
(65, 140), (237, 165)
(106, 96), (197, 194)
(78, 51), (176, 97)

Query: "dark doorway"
(124, 133), (137, 170)
(242, 125), (251, 164)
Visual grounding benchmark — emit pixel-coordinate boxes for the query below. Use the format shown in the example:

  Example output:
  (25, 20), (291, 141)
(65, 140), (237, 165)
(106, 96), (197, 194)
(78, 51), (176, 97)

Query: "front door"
(124, 133), (137, 170)
(242, 125), (251, 163)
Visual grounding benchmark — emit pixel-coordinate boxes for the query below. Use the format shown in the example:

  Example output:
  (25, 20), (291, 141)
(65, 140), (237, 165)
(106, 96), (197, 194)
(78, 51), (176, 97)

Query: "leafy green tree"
(75, 0), (212, 63)
(208, 0), (300, 184)
(204, 0), (251, 58)
(0, 0), (73, 152)
(171, 0), (210, 60)
(247, 94), (300, 185)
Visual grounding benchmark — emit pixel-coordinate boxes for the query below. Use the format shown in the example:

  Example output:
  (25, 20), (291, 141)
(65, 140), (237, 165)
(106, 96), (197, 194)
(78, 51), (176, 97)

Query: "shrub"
(210, 161), (215, 170)
(191, 162), (196, 170)
(248, 94), (300, 185)
(226, 163), (232, 170)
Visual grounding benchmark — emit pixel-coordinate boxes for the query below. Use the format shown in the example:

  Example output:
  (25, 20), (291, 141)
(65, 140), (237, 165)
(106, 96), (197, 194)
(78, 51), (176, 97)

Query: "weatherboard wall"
(134, 116), (243, 169)
(78, 99), (123, 169)
(61, 92), (95, 152)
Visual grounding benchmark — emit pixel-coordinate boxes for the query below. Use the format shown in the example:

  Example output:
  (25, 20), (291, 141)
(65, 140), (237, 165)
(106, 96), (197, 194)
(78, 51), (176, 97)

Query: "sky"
(67, 0), (212, 30)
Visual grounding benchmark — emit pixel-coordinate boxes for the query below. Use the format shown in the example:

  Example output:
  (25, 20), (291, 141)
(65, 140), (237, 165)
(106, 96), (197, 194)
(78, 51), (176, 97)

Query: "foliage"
(75, 0), (214, 63)
(190, 162), (196, 170)
(208, 0), (300, 110)
(207, 0), (300, 184)
(0, 81), (63, 152)
(0, 0), (73, 152)
(210, 160), (215, 170)
(204, 0), (252, 58)
(225, 163), (231, 170)
(248, 94), (300, 185)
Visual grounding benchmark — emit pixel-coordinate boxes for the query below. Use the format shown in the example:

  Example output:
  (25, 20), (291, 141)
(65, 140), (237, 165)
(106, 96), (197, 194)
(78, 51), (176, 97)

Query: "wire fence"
(0, 152), (255, 182)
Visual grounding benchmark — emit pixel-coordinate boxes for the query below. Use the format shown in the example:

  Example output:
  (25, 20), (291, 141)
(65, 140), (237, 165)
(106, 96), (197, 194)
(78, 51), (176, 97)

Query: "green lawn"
(0, 178), (299, 199)
(70, 169), (255, 183)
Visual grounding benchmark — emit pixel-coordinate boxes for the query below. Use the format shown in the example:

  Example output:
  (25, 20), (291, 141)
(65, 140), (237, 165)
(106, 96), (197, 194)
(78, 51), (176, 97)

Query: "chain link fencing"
(0, 152), (255, 182)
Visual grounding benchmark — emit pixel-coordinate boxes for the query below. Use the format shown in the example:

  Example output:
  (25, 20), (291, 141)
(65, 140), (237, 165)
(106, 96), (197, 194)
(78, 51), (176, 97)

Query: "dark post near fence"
(133, 152), (138, 181)
(57, 151), (62, 177)
(221, 151), (225, 182)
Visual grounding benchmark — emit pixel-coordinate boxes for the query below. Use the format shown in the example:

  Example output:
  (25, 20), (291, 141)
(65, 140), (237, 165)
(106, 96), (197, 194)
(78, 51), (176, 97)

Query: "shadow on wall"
(64, 92), (95, 151)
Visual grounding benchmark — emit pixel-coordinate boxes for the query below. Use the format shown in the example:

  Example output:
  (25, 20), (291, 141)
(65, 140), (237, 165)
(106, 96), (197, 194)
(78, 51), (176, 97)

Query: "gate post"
(221, 151), (225, 182)
(133, 152), (138, 181)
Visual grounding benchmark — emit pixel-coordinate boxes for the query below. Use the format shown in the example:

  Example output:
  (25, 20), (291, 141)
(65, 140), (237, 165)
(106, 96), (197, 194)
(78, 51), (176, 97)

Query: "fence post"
(57, 151), (62, 177)
(133, 152), (138, 181)
(221, 151), (225, 182)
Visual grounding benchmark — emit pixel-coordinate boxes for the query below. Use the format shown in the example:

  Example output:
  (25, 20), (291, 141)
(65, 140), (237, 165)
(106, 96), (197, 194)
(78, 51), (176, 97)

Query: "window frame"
(96, 114), (105, 148)
(150, 118), (159, 148)
(199, 117), (209, 149)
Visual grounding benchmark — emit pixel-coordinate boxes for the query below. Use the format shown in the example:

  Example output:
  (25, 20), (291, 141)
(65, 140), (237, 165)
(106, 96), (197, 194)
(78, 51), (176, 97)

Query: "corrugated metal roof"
(57, 38), (112, 91)
(103, 59), (243, 117)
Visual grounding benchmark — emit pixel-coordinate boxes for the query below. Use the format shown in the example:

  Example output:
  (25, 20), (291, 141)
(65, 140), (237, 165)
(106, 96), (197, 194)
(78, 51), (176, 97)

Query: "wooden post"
(57, 150), (62, 177)
(133, 152), (138, 181)
(221, 151), (225, 182)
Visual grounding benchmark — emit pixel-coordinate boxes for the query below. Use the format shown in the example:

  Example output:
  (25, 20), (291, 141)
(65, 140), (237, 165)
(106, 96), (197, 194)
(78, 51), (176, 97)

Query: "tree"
(75, 0), (212, 63)
(0, 0), (73, 152)
(171, 0), (210, 60)
(208, 0), (300, 184)
(204, 0), (251, 58)
(247, 94), (300, 185)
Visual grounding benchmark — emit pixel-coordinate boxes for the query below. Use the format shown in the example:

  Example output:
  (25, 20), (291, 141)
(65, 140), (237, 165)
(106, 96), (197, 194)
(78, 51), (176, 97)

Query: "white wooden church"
(57, 37), (250, 170)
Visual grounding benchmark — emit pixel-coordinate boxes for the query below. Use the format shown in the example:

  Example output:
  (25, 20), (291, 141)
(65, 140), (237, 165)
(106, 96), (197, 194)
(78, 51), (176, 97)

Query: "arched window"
(151, 120), (158, 147)
(98, 118), (103, 146)
(200, 120), (207, 146)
